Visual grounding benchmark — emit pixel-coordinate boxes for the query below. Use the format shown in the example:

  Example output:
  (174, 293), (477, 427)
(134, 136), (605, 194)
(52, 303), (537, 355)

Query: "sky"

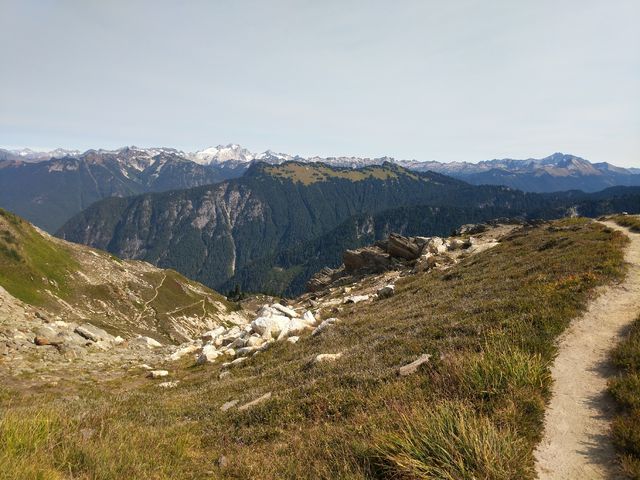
(1, 0), (639, 166)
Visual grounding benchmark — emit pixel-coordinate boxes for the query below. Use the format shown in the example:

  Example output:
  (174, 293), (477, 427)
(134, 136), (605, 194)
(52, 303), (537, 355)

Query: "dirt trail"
(535, 221), (640, 479)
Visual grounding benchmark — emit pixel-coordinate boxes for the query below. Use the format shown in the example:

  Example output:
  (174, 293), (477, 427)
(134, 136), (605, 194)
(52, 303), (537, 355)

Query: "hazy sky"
(1, 1), (638, 166)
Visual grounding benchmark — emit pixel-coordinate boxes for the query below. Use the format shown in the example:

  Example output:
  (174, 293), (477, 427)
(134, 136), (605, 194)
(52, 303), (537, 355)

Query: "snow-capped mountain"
(188, 144), (298, 166)
(1, 147), (82, 162)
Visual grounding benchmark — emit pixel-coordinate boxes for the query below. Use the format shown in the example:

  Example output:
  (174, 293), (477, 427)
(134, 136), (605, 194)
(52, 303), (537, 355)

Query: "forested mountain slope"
(58, 161), (572, 293)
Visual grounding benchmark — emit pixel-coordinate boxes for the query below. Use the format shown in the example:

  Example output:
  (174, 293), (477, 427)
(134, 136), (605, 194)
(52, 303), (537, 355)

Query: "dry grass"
(610, 315), (640, 478)
(612, 214), (640, 233)
(0, 218), (629, 479)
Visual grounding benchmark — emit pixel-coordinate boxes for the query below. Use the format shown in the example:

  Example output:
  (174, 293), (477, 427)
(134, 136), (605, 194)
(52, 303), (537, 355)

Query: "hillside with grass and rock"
(0, 208), (248, 389)
(3, 212), (640, 479)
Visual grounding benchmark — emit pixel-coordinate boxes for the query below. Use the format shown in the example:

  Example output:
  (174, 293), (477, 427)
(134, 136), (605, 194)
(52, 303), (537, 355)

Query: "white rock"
(312, 318), (339, 336)
(139, 364), (153, 370)
(344, 295), (369, 304)
(302, 310), (317, 326)
(147, 370), (169, 379)
(134, 336), (162, 348)
(257, 304), (277, 317)
(220, 399), (239, 411)
(169, 344), (199, 361)
(276, 326), (290, 341)
(246, 335), (265, 347)
(287, 336), (300, 344)
(201, 326), (225, 343)
(231, 357), (247, 365)
(75, 323), (114, 343)
(425, 237), (447, 254)
(287, 318), (313, 335)
(251, 315), (290, 338)
(196, 344), (221, 365)
(271, 303), (298, 318)
(238, 392), (272, 411)
(447, 238), (466, 251)
(157, 381), (179, 388)
(314, 353), (342, 364)
(398, 354), (432, 376)
(113, 336), (125, 345)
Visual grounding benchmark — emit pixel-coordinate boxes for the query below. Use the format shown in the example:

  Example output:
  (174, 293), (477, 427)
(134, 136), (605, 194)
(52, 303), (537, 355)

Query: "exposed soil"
(535, 221), (640, 479)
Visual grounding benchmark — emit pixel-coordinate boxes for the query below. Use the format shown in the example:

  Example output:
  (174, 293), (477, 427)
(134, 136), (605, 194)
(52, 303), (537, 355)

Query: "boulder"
(424, 237), (447, 254)
(238, 392), (272, 411)
(201, 326), (225, 343)
(75, 323), (114, 343)
(312, 318), (339, 336)
(196, 344), (221, 364)
(169, 344), (199, 361)
(377, 284), (395, 299)
(271, 303), (298, 318)
(134, 336), (162, 348)
(302, 310), (317, 326)
(345, 294), (369, 304)
(235, 346), (258, 356)
(414, 253), (438, 272)
(386, 233), (421, 260)
(256, 305), (277, 317)
(398, 354), (432, 376)
(287, 336), (300, 344)
(447, 238), (469, 251)
(228, 337), (247, 349)
(34, 336), (61, 347)
(306, 267), (339, 292)
(455, 223), (488, 236)
(286, 318), (313, 335)
(314, 353), (342, 364)
(147, 370), (169, 379)
(343, 246), (390, 273)
(250, 315), (290, 339)
(245, 335), (265, 348)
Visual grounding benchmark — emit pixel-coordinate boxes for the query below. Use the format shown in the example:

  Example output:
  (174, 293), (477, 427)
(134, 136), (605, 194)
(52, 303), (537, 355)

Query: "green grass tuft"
(372, 401), (533, 479)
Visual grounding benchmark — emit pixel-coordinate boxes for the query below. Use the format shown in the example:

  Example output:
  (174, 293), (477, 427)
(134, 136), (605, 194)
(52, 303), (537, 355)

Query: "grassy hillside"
(0, 208), (78, 305)
(261, 161), (419, 184)
(0, 208), (238, 342)
(0, 218), (628, 479)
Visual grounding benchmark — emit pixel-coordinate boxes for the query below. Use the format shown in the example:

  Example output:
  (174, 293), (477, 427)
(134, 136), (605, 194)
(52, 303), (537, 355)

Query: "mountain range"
(1, 144), (639, 232)
(57, 160), (640, 296)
